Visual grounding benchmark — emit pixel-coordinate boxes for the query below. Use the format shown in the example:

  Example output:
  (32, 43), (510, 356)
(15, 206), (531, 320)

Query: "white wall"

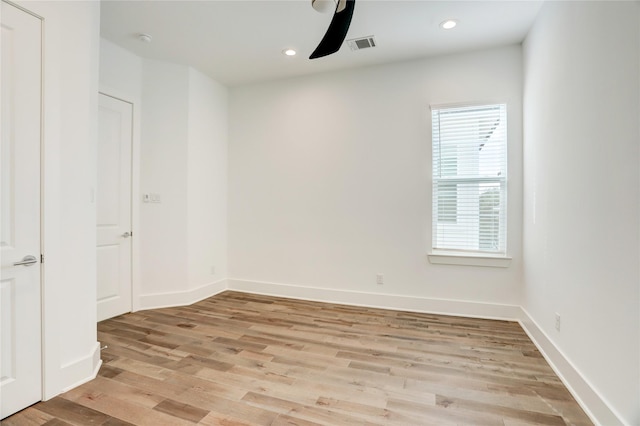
(14, 0), (102, 398)
(523, 2), (640, 424)
(100, 46), (229, 307)
(229, 46), (523, 309)
(187, 68), (229, 290)
(99, 39), (142, 100)
(139, 61), (229, 306)
(140, 59), (190, 298)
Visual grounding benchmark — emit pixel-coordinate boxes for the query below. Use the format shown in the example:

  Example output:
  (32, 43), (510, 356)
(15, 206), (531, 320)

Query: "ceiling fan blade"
(309, 0), (355, 59)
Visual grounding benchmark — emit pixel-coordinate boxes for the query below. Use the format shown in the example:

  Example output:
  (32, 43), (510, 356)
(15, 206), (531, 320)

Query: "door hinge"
(41, 254), (44, 263)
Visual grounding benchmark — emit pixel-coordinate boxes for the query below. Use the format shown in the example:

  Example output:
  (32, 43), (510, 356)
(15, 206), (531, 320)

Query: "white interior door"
(1, 1), (43, 419)
(97, 94), (132, 322)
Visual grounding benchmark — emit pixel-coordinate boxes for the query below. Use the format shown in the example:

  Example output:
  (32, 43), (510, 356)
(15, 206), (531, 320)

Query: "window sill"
(427, 252), (512, 268)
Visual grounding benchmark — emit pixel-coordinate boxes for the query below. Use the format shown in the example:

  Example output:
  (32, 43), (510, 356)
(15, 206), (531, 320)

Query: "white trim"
(428, 252), (512, 267)
(56, 342), (101, 395)
(138, 279), (227, 311)
(430, 100), (508, 111)
(227, 278), (521, 321)
(518, 309), (626, 426)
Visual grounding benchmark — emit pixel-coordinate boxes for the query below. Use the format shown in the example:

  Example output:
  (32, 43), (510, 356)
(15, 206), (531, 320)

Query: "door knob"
(122, 232), (131, 238)
(13, 255), (38, 267)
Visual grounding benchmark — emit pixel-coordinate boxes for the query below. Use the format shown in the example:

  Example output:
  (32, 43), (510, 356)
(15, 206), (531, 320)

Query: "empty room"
(1, 0), (638, 425)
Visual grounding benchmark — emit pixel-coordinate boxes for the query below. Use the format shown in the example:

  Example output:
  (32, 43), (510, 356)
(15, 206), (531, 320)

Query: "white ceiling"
(100, 0), (543, 87)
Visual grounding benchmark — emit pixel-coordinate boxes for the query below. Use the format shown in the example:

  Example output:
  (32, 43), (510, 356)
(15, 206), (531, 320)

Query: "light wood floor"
(4, 291), (592, 425)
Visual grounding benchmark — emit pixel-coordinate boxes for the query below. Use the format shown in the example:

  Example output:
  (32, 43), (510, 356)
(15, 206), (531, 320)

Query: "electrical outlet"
(376, 273), (384, 285)
(555, 313), (561, 331)
(143, 193), (151, 203)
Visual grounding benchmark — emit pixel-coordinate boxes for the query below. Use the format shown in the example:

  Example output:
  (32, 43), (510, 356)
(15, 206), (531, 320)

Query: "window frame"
(429, 102), (511, 266)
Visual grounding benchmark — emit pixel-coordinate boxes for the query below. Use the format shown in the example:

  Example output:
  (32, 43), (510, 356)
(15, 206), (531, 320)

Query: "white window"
(431, 103), (507, 255)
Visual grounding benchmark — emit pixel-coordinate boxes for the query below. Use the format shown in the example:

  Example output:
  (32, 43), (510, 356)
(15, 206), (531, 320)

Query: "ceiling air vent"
(347, 36), (376, 51)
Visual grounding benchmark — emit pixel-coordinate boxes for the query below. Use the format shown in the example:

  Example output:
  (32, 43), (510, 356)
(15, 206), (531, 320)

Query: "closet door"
(0, 0), (43, 419)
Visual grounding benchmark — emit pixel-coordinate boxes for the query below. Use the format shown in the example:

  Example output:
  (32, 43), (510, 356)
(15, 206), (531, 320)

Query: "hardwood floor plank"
(41, 419), (76, 426)
(386, 396), (506, 425)
(112, 369), (280, 424)
(2, 408), (58, 425)
(61, 388), (193, 426)
(196, 411), (259, 426)
(314, 396), (424, 426)
(152, 399), (209, 423)
(269, 414), (324, 426)
(435, 394), (567, 425)
(101, 418), (137, 426)
(3, 291), (592, 425)
(34, 397), (112, 425)
(66, 375), (165, 409)
(241, 392), (381, 425)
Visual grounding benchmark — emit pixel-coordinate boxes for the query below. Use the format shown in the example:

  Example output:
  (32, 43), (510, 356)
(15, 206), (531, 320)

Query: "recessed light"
(283, 48), (297, 56)
(440, 20), (457, 30)
(138, 33), (152, 43)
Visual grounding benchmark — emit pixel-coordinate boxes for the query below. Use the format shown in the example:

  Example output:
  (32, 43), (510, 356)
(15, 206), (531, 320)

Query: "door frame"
(98, 87), (141, 314)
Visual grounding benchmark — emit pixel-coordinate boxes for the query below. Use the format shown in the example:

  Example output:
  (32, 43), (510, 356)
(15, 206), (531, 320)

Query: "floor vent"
(347, 36), (376, 51)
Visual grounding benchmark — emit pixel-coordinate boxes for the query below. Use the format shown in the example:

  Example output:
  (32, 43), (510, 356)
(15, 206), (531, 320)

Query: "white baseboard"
(227, 278), (522, 321)
(138, 279), (227, 311)
(58, 342), (102, 394)
(518, 310), (625, 426)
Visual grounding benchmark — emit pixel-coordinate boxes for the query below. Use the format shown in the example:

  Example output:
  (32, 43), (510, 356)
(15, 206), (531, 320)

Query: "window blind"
(431, 103), (507, 254)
